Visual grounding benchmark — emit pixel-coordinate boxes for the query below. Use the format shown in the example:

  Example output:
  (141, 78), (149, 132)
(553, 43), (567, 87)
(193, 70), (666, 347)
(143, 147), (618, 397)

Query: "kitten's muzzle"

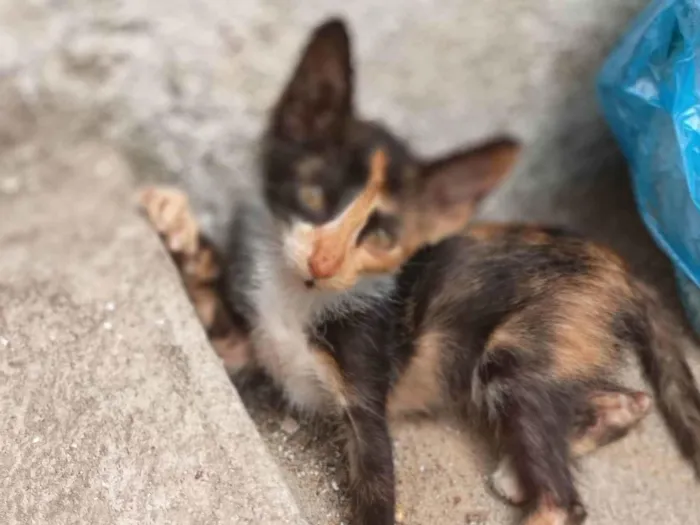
(308, 245), (344, 280)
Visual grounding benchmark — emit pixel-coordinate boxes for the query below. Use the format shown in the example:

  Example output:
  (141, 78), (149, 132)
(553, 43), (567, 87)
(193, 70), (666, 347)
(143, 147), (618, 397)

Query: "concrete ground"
(2, 1), (700, 524)
(0, 114), (306, 525)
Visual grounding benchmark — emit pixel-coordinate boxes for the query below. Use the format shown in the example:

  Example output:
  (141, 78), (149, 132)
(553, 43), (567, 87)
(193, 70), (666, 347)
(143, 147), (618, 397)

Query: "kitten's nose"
(308, 250), (342, 280)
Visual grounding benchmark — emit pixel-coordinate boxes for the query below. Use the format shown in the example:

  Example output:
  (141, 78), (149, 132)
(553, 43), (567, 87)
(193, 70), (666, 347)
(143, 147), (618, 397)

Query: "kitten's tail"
(632, 282), (700, 478)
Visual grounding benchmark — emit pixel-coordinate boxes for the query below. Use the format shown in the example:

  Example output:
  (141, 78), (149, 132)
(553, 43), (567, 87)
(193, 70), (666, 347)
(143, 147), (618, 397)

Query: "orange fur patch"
(550, 272), (627, 380)
(465, 223), (552, 244)
(309, 148), (388, 280)
(388, 331), (446, 415)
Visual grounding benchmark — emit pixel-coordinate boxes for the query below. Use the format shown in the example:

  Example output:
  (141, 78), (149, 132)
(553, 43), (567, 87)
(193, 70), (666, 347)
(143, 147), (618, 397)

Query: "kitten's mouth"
(303, 279), (316, 289)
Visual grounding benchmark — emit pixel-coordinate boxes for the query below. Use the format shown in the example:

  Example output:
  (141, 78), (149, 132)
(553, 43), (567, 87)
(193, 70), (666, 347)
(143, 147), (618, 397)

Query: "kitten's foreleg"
(138, 186), (252, 371)
(344, 403), (396, 525)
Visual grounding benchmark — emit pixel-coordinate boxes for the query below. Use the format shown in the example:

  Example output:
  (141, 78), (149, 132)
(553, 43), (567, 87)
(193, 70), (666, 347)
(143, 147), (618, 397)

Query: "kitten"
(140, 19), (700, 525)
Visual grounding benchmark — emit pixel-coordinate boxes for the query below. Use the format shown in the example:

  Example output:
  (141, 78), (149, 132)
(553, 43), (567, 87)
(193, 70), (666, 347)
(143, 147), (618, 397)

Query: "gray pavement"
(0, 127), (306, 525)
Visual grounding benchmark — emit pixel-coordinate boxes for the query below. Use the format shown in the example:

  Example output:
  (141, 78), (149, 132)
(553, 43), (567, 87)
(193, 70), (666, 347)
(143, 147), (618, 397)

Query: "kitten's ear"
(417, 138), (520, 241)
(270, 18), (354, 144)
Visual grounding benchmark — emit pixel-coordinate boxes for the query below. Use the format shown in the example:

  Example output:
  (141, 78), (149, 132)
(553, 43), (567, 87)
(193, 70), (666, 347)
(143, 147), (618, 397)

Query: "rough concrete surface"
(0, 0), (649, 241)
(3, 1), (700, 524)
(0, 124), (306, 525)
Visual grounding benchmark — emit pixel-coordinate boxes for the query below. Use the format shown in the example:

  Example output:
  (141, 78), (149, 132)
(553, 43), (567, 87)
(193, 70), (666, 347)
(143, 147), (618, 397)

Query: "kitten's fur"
(140, 19), (700, 525)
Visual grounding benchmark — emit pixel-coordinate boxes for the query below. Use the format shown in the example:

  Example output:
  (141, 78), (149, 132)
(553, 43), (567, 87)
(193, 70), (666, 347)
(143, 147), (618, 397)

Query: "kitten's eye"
(297, 184), (325, 213)
(359, 212), (399, 250)
(364, 228), (395, 251)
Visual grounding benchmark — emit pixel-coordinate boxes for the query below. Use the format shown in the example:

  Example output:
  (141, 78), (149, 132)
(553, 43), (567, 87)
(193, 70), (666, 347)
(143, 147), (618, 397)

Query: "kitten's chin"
(311, 278), (357, 292)
(289, 266), (361, 293)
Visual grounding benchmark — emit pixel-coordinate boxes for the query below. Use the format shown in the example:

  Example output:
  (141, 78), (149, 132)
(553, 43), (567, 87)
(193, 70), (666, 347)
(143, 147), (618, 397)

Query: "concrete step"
(0, 132), (306, 525)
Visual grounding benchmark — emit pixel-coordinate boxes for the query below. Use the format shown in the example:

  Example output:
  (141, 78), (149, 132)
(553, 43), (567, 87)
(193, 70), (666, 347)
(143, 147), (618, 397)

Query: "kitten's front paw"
(489, 456), (527, 506)
(138, 186), (200, 256)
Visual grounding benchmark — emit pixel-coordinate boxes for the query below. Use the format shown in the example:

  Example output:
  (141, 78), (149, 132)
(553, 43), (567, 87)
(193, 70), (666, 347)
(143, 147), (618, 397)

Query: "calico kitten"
(140, 19), (700, 525)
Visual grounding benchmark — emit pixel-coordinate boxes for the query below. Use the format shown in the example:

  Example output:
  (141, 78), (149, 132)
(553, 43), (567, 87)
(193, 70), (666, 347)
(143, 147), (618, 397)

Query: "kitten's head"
(262, 19), (520, 291)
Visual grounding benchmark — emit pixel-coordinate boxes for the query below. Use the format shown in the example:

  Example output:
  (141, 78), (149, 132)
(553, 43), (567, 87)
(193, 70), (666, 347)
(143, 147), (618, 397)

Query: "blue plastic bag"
(598, 0), (700, 332)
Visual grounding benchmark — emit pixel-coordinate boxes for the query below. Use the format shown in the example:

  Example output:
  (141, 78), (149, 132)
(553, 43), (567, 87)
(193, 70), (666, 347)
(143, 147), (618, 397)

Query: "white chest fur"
(247, 252), (395, 413)
(247, 247), (346, 413)
(237, 205), (395, 414)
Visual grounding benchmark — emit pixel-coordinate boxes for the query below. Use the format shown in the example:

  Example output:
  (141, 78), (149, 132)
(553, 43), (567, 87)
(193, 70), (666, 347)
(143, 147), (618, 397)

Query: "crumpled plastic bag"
(598, 0), (700, 332)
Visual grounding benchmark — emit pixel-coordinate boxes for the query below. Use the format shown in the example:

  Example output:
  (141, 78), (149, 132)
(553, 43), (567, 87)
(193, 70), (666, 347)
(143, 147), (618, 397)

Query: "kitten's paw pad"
(571, 390), (652, 456)
(489, 456), (526, 506)
(138, 186), (199, 255)
(522, 504), (582, 525)
(592, 391), (652, 429)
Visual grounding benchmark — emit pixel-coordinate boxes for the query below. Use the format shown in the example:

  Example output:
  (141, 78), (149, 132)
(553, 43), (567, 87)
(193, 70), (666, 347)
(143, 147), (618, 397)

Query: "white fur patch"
(245, 215), (395, 413)
(490, 456), (526, 505)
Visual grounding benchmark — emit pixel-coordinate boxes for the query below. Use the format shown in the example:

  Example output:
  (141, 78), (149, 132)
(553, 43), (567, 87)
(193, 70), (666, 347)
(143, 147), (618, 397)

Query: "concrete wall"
(1, 0), (647, 240)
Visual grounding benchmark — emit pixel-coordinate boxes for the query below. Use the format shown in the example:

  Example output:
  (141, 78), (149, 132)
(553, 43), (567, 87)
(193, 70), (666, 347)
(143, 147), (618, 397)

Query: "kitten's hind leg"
(490, 388), (651, 506)
(484, 376), (587, 524)
(138, 186), (251, 371)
